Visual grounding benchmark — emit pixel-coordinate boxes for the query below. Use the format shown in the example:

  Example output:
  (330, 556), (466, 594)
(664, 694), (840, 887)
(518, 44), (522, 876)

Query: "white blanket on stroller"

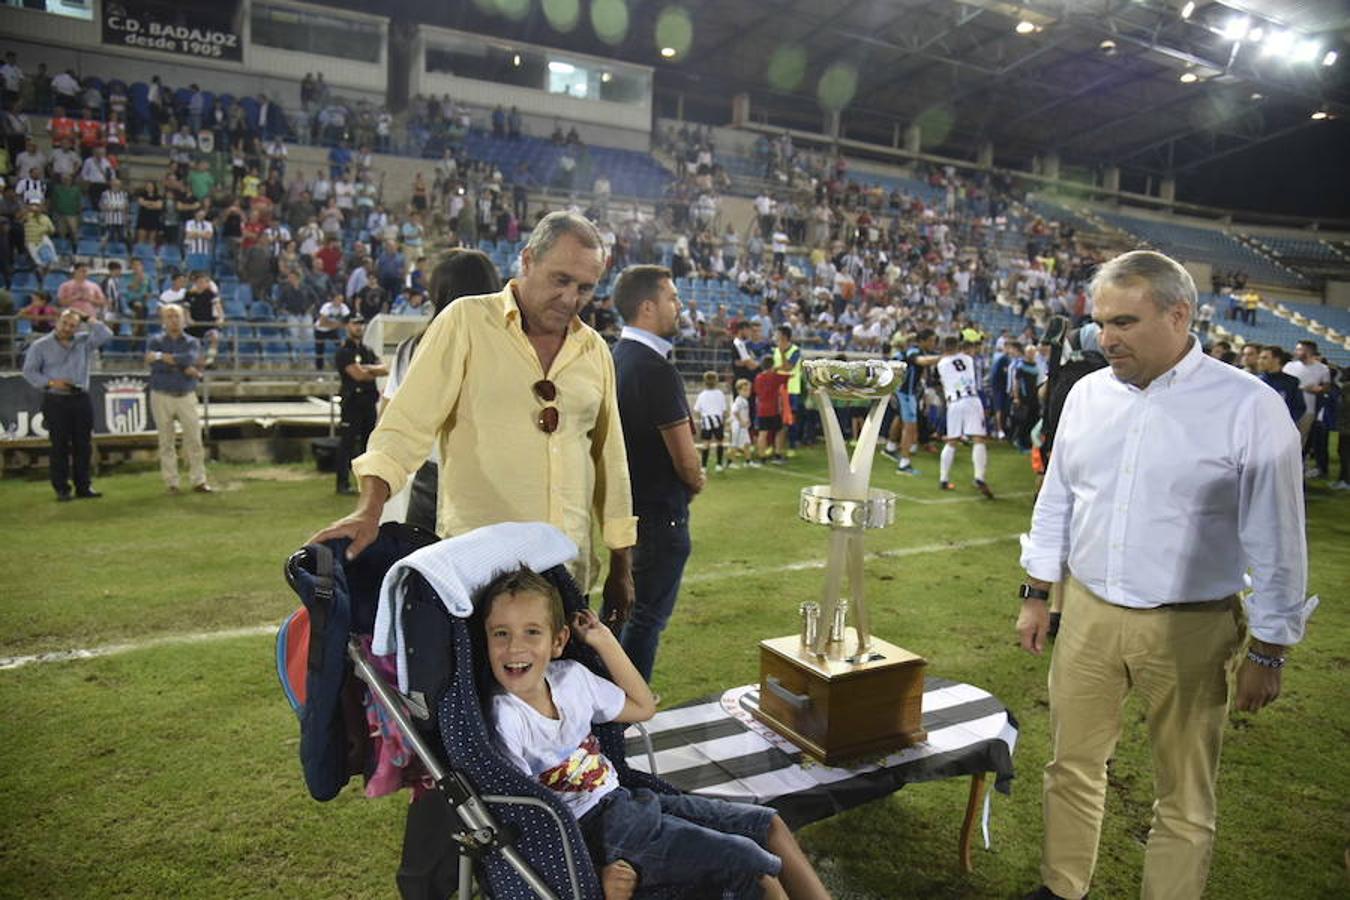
(374, 522), (579, 692)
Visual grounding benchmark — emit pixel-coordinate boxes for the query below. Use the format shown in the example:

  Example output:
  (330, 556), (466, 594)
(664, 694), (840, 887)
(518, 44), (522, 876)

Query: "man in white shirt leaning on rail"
(1015, 250), (1309, 900)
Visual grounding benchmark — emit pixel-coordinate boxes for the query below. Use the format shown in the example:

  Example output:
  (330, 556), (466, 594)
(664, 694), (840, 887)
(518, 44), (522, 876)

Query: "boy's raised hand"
(571, 609), (614, 648)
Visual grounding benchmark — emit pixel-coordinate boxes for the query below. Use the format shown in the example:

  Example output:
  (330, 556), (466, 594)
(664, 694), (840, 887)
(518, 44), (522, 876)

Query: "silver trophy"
(798, 359), (906, 661)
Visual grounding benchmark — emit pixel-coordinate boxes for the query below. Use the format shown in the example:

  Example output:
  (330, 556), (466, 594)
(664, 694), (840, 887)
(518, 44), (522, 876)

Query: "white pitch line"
(683, 533), (1020, 584)
(0, 533), (1022, 671)
(0, 624), (277, 672)
(750, 464), (1033, 503)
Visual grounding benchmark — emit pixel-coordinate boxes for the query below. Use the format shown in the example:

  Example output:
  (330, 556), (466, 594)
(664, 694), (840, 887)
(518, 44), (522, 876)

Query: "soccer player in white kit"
(936, 335), (994, 498)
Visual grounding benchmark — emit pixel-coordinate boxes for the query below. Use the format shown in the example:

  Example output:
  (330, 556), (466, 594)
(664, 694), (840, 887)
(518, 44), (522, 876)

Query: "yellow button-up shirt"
(353, 283), (637, 589)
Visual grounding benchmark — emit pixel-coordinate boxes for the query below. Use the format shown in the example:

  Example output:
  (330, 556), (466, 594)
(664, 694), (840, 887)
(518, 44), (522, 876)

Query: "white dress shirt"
(1021, 338), (1308, 645)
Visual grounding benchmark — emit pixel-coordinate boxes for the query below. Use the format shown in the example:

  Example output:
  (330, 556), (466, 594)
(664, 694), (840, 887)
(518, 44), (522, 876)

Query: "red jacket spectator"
(49, 114), (77, 145)
(316, 242), (343, 278)
(78, 117), (104, 151)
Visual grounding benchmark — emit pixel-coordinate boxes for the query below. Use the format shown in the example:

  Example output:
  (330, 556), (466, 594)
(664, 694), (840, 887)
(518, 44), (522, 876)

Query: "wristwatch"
(1018, 584), (1050, 601)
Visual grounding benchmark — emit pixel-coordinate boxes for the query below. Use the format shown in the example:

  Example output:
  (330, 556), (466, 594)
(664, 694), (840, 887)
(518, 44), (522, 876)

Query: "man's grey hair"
(1088, 250), (1196, 320)
(523, 211), (603, 261)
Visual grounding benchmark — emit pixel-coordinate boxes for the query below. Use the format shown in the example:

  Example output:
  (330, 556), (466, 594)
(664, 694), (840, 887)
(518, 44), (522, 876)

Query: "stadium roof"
(340, 0), (1350, 217)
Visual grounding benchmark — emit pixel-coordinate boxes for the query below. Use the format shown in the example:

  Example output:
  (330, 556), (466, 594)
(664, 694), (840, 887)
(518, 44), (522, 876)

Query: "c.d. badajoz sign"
(103, 2), (242, 62)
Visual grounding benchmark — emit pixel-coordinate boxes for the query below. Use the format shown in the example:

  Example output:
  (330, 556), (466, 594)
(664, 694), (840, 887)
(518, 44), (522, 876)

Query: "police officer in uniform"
(333, 313), (387, 495)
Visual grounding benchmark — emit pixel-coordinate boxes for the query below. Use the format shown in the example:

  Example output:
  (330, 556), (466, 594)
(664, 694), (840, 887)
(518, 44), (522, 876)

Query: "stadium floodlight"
(1324, 50), (1338, 67)
(1310, 109), (1328, 120)
(1247, 27), (1264, 43)
(1222, 18), (1249, 41)
(1294, 39), (1320, 62)
(1180, 1), (1194, 20)
(512, 54), (522, 66)
(1015, 20), (1037, 35)
(1179, 71), (1199, 83)
(660, 46), (677, 58)
(1250, 91), (1264, 101)
(548, 60), (575, 74)
(601, 71), (613, 82)
(1263, 30), (1295, 57)
(1099, 38), (1117, 54)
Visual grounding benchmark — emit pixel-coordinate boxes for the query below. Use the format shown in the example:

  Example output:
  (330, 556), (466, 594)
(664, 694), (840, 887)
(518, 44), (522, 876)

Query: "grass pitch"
(0, 443), (1346, 899)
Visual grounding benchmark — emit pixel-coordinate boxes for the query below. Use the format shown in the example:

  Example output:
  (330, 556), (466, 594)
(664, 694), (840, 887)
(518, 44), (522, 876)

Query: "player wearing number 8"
(936, 335), (994, 497)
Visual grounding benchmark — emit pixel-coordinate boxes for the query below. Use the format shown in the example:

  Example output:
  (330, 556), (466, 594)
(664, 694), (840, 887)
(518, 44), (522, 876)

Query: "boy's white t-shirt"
(694, 388), (727, 430)
(490, 659), (626, 820)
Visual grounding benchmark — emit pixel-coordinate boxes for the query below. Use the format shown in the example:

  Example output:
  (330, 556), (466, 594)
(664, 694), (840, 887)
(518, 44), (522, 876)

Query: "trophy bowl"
(803, 359), (907, 400)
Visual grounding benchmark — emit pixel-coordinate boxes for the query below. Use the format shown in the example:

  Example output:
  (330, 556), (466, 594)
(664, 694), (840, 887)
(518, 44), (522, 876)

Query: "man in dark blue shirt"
(609, 265), (705, 681)
(21, 308), (112, 500)
(146, 304), (212, 493)
(882, 328), (938, 475)
(1257, 345), (1307, 423)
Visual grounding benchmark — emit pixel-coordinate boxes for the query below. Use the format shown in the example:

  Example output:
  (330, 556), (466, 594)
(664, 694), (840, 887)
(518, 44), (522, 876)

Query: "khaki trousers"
(1042, 578), (1244, 900)
(150, 390), (206, 488)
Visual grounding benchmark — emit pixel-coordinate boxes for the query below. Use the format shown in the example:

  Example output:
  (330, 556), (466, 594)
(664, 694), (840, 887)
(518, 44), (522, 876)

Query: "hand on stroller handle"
(308, 475), (390, 559)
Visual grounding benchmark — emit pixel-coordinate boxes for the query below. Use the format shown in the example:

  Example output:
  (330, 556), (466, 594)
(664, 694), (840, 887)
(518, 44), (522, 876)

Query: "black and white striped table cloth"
(623, 677), (1018, 831)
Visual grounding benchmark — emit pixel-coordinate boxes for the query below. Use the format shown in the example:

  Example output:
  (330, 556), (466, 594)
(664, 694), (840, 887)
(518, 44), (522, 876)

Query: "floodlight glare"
(660, 46), (677, 58)
(1222, 18), (1249, 41)
(1263, 31), (1294, 57)
(512, 54), (522, 66)
(601, 71), (613, 82)
(547, 61), (575, 74)
(1015, 20), (1037, 35)
(1294, 40), (1320, 62)
(1099, 39), (1117, 52)
(1247, 27), (1264, 43)
(1179, 71), (1199, 83)
(1249, 92), (1263, 101)
(1323, 50), (1338, 67)
(1180, 1), (1194, 20)
(1310, 110), (1328, 120)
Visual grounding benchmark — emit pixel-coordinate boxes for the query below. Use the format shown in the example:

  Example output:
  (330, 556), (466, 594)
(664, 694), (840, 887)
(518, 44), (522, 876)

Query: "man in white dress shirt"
(1015, 250), (1308, 900)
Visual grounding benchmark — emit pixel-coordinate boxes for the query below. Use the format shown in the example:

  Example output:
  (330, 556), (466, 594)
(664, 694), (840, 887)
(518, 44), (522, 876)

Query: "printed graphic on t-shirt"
(537, 733), (612, 794)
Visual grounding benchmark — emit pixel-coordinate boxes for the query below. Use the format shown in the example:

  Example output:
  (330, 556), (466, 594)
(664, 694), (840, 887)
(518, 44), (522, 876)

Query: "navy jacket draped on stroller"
(278, 521), (685, 900)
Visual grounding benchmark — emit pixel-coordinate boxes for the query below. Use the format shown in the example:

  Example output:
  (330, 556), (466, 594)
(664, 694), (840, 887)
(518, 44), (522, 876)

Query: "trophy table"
(752, 359), (928, 765)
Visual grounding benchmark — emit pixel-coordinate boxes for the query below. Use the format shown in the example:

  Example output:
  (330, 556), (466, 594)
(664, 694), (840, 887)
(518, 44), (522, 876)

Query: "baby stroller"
(277, 521), (685, 900)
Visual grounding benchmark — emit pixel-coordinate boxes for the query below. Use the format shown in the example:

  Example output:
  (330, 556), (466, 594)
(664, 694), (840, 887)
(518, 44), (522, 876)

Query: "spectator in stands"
(1239, 342), (1260, 374)
(124, 258), (152, 335)
(0, 52), (21, 109)
(49, 137), (79, 184)
(14, 138), (44, 181)
(20, 289), (58, 333)
(99, 261), (123, 323)
(0, 217), (12, 289)
(146, 304), (211, 494)
(50, 70), (80, 109)
(275, 267), (317, 367)
(56, 262), (108, 319)
(183, 271), (223, 367)
(77, 145), (115, 210)
(1257, 346), (1306, 423)
(239, 233), (277, 307)
(22, 308), (112, 501)
(99, 178), (129, 251)
(134, 179), (163, 247)
(47, 172), (80, 245)
(313, 292), (349, 369)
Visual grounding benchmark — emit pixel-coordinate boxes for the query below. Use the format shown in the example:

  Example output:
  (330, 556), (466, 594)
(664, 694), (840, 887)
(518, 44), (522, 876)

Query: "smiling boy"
(480, 567), (831, 900)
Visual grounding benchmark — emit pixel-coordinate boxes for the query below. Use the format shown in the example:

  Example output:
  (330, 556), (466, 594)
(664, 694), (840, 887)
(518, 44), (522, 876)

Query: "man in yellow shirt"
(310, 212), (637, 617)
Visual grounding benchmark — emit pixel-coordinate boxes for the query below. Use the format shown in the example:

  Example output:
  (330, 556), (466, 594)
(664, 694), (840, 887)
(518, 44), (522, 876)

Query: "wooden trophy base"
(753, 629), (927, 766)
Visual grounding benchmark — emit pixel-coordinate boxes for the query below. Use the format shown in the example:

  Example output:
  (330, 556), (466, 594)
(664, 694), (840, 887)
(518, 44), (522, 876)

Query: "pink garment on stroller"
(358, 636), (433, 799)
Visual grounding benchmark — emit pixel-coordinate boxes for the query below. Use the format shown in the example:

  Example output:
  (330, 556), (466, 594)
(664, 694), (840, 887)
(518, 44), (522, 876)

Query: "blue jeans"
(583, 787), (780, 899)
(618, 509), (691, 681)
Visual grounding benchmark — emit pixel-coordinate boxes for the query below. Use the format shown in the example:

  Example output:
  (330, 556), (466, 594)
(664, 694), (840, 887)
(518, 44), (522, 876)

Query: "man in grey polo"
(22, 308), (113, 501)
(146, 304), (212, 494)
